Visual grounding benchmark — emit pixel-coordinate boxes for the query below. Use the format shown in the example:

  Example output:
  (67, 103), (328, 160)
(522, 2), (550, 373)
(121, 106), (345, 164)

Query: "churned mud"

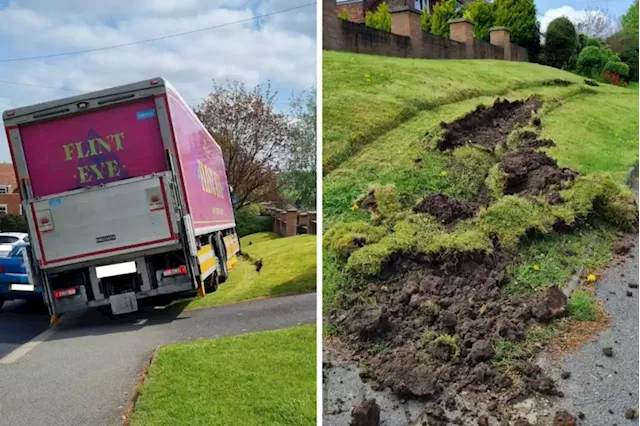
(436, 98), (542, 151)
(516, 131), (556, 149)
(331, 252), (566, 402)
(413, 194), (478, 225)
(326, 98), (598, 425)
(500, 149), (578, 196)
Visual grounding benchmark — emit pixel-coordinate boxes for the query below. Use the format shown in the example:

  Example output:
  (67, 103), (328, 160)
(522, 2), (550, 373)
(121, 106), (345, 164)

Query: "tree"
(576, 45), (607, 78)
(283, 89), (317, 210)
(463, 0), (496, 41)
(494, 0), (541, 60)
(430, 0), (461, 37)
(544, 17), (577, 69)
(621, 0), (639, 42)
(573, 8), (618, 38)
(365, 2), (391, 32)
(421, 8), (432, 33)
(195, 81), (292, 208)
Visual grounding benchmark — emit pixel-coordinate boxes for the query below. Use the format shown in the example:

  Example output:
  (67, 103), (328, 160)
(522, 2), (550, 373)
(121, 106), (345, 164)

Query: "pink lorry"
(3, 78), (240, 319)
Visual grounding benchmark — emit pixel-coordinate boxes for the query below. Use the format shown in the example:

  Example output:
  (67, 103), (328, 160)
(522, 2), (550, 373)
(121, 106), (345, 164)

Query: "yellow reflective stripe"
(201, 257), (216, 273)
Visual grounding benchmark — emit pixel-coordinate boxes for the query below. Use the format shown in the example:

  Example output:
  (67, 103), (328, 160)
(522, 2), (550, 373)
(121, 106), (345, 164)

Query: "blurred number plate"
(110, 292), (138, 315)
(11, 284), (34, 291)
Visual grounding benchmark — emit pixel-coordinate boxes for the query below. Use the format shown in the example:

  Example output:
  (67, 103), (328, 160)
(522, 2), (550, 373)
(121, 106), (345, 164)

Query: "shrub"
(494, 0), (541, 60)
(463, 0), (496, 41)
(323, 221), (387, 257)
(421, 9), (432, 32)
(233, 208), (273, 238)
(365, 2), (391, 32)
(0, 214), (28, 233)
(338, 8), (351, 21)
(567, 290), (596, 321)
(430, 0), (460, 37)
(603, 60), (630, 79)
(602, 71), (628, 87)
(544, 17), (577, 69)
(576, 46), (607, 78)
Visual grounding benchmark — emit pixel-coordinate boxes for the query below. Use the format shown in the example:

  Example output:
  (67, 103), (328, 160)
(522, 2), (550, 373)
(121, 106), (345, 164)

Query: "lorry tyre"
(204, 272), (219, 293)
(213, 233), (228, 284)
(0, 298), (4, 312)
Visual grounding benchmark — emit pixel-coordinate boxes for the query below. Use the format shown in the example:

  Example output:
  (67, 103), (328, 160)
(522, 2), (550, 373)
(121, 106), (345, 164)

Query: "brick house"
(336, 0), (473, 24)
(0, 163), (22, 215)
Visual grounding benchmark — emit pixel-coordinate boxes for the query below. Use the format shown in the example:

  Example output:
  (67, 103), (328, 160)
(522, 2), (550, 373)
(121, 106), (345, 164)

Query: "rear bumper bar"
(54, 279), (194, 314)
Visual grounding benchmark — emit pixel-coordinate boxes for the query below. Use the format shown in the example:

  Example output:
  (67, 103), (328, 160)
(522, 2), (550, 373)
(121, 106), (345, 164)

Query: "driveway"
(0, 292), (316, 426)
(0, 300), (49, 358)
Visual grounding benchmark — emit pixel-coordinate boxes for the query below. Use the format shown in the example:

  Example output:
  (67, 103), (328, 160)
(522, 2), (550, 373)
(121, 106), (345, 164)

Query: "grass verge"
(186, 234), (316, 310)
(129, 325), (316, 426)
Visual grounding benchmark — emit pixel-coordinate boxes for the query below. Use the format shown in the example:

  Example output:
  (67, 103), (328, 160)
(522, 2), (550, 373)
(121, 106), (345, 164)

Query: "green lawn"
(186, 234), (316, 310)
(542, 90), (639, 183)
(322, 51), (635, 174)
(129, 325), (316, 426)
(241, 232), (281, 246)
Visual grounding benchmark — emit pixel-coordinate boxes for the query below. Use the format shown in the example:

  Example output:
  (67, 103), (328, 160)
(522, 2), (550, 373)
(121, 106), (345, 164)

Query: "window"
(0, 236), (19, 244)
(0, 205), (7, 215)
(0, 185), (10, 194)
(9, 245), (25, 258)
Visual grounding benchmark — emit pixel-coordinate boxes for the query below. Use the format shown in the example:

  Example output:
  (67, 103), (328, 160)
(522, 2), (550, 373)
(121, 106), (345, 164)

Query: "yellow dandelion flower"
(587, 274), (597, 282)
(351, 204), (359, 211)
(533, 264), (540, 271)
(440, 170), (448, 177)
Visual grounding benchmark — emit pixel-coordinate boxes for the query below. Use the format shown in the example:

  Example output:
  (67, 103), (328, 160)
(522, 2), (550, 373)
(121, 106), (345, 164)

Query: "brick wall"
(337, 1), (365, 23)
(325, 0), (529, 62)
(0, 163), (21, 215)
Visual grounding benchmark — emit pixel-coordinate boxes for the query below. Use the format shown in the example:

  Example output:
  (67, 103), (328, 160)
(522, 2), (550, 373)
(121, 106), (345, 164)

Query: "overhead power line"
(0, 2), (314, 63)
(0, 78), (295, 108)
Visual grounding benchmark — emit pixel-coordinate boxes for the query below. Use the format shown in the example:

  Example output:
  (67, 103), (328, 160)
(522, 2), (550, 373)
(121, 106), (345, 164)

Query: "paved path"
(0, 300), (49, 358)
(553, 180), (639, 425)
(0, 293), (316, 426)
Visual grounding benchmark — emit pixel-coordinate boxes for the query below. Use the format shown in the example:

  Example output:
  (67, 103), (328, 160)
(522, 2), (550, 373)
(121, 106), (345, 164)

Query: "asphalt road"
(0, 292), (316, 426)
(0, 300), (49, 358)
(554, 182), (639, 425)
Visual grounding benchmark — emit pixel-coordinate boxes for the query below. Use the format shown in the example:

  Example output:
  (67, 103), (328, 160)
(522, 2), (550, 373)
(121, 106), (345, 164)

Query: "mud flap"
(49, 314), (61, 326)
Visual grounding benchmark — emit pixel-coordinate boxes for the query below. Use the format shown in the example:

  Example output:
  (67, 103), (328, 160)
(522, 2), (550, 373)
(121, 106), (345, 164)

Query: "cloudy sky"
(0, 0), (316, 162)
(536, 0), (631, 33)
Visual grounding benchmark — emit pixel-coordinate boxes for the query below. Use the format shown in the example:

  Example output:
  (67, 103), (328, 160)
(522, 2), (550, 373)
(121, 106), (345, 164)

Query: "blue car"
(0, 244), (43, 310)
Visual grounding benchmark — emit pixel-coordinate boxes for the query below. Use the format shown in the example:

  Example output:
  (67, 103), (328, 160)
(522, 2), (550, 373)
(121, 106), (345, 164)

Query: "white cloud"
(0, 0), (316, 161)
(539, 5), (615, 35)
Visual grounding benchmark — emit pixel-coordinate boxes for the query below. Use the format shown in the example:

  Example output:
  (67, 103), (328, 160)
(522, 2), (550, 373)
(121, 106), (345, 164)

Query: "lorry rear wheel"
(213, 233), (228, 284)
(204, 272), (219, 293)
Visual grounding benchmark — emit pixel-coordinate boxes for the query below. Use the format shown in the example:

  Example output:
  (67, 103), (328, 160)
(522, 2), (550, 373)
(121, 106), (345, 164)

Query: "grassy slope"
(241, 232), (280, 245)
(323, 52), (638, 310)
(187, 234), (316, 309)
(129, 325), (316, 426)
(322, 52), (634, 173)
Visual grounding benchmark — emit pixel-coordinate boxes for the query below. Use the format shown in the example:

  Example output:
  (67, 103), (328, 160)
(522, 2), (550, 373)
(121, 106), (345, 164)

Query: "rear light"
(147, 188), (164, 211)
(37, 210), (54, 233)
(0, 266), (4, 273)
(54, 287), (77, 299)
(163, 265), (187, 277)
(150, 79), (159, 85)
(6, 110), (15, 117)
